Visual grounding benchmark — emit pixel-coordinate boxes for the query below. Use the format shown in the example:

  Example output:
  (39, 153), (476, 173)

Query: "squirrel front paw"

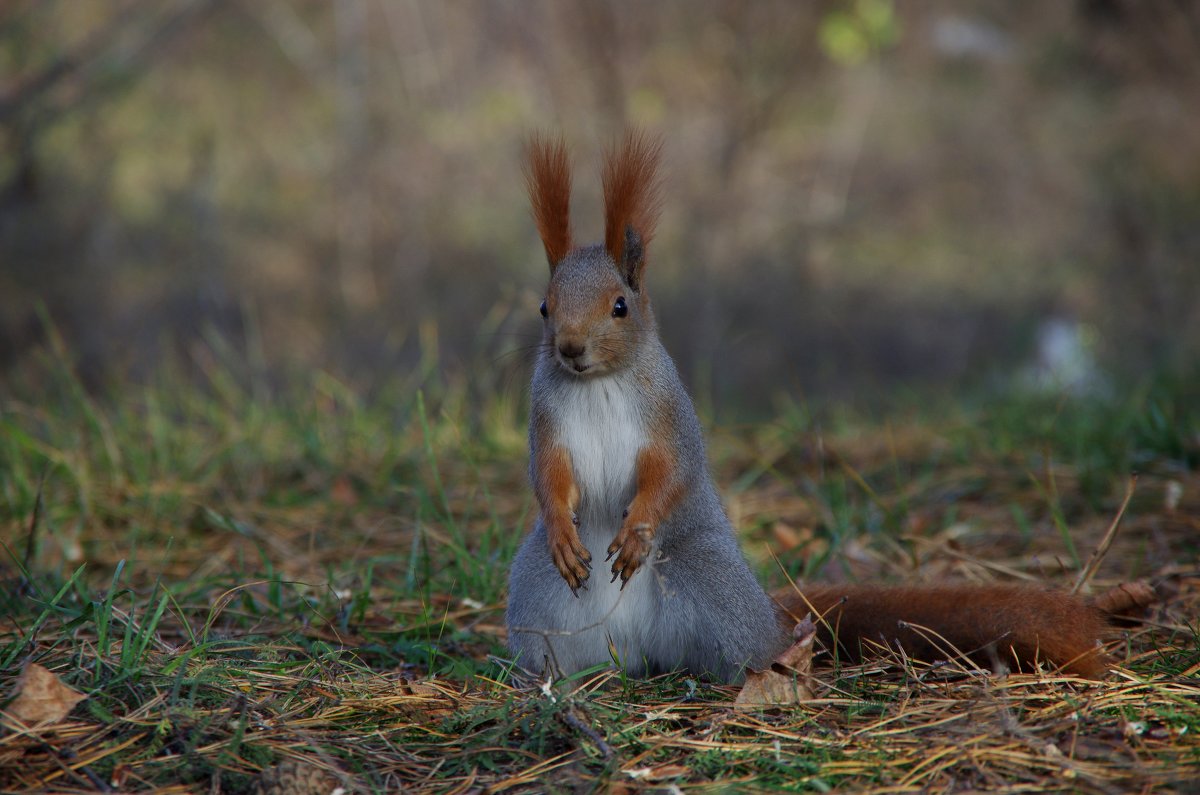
(606, 516), (654, 588)
(547, 513), (591, 595)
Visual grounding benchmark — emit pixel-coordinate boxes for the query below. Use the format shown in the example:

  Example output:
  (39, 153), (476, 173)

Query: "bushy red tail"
(775, 584), (1110, 678)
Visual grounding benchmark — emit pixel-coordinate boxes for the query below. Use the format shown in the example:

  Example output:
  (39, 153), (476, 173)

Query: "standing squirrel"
(505, 131), (1110, 683)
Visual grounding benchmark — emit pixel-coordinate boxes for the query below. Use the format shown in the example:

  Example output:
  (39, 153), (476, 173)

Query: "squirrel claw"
(606, 520), (652, 587)
(549, 516), (593, 589)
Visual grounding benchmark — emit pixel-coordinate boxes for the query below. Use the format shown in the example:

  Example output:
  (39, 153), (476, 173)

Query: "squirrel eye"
(612, 296), (628, 318)
(539, 300), (548, 318)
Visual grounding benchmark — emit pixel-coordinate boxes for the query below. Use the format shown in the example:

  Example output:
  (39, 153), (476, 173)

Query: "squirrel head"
(524, 130), (663, 377)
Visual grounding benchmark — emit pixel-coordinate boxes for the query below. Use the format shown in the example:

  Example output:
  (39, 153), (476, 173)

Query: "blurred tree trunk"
(334, 0), (376, 313)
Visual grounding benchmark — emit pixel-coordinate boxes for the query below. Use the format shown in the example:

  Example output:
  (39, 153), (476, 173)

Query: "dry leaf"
(7, 663), (86, 725)
(771, 521), (801, 550)
(384, 677), (457, 720)
(396, 678), (444, 698)
(735, 618), (817, 708)
(330, 475), (358, 506)
(1092, 581), (1158, 618)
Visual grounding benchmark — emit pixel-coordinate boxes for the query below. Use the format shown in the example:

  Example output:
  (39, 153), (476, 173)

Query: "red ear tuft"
(524, 133), (573, 269)
(602, 129), (663, 274)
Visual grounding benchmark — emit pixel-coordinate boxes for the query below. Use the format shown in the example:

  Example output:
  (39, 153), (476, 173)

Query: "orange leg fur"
(773, 584), (1110, 678)
(608, 442), (684, 587)
(534, 443), (589, 593)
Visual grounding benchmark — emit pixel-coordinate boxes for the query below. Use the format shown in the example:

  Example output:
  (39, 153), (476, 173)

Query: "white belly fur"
(552, 375), (664, 672)
(555, 375), (645, 513)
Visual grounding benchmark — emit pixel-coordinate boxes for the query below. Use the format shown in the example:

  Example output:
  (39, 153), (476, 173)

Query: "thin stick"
(1073, 474), (1138, 595)
(561, 706), (614, 759)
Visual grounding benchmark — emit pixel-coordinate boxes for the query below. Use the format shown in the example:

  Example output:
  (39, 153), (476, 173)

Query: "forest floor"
(2, 352), (1199, 793)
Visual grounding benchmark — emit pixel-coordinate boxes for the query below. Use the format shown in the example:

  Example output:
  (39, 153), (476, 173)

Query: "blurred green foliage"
(819, 0), (899, 65)
(1, 0), (1198, 413)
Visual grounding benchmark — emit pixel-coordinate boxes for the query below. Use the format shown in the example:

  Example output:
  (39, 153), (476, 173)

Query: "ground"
(2, 362), (1199, 793)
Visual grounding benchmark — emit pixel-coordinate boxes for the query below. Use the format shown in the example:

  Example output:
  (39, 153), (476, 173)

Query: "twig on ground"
(1073, 474), (1138, 595)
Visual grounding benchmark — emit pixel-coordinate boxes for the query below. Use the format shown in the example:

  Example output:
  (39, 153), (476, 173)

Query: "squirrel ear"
(524, 133), (573, 271)
(621, 224), (645, 291)
(602, 129), (662, 285)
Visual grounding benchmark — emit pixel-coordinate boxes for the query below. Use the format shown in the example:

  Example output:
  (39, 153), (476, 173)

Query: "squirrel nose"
(558, 340), (586, 360)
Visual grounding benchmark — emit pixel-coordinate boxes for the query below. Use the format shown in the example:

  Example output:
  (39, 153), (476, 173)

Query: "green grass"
(2, 344), (1199, 793)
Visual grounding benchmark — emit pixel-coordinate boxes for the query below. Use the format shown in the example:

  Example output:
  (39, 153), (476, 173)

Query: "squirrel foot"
(607, 520), (654, 588)
(548, 514), (591, 595)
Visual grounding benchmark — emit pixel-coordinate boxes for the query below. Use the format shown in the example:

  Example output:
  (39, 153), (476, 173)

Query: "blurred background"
(3, 0), (1198, 414)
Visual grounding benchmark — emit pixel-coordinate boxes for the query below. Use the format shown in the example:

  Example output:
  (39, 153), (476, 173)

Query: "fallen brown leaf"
(1092, 581), (1158, 618)
(735, 617), (817, 708)
(771, 521), (802, 550)
(330, 474), (358, 506)
(7, 663), (86, 725)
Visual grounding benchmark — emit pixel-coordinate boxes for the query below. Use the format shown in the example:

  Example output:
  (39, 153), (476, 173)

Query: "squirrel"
(505, 130), (1111, 683)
